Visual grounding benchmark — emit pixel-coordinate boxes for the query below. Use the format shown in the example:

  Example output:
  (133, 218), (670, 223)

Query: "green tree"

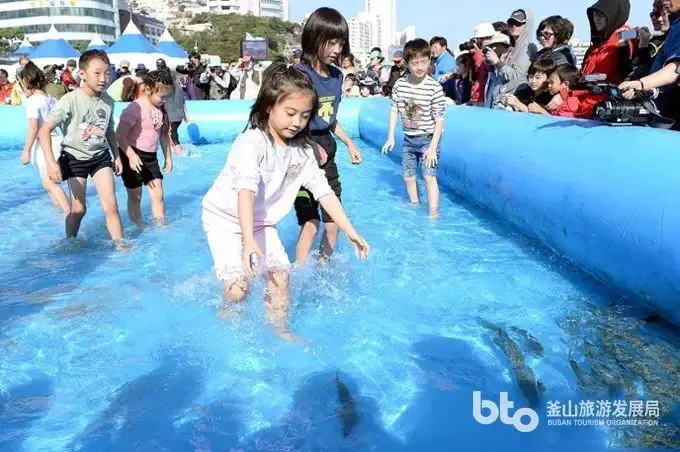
(171, 13), (301, 63)
(0, 28), (24, 57)
(71, 41), (89, 53)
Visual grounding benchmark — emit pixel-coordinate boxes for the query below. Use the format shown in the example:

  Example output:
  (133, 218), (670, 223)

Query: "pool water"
(1, 138), (679, 451)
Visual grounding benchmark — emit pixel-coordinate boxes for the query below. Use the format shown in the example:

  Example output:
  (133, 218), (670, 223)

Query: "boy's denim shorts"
(401, 134), (440, 178)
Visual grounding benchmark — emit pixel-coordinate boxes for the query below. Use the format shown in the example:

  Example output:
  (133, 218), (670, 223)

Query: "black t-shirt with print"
(514, 83), (553, 107)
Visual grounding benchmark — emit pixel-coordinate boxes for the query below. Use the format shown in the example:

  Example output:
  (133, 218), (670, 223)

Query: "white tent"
(106, 21), (165, 69)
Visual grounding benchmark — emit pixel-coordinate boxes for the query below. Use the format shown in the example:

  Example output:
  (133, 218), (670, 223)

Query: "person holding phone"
(469, 22), (495, 105)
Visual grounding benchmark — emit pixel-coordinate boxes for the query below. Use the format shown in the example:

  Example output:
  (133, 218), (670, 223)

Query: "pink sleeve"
(119, 102), (141, 127)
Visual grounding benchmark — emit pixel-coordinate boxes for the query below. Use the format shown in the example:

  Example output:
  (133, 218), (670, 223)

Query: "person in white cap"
(469, 22), (495, 105)
(483, 32), (512, 108)
(117, 60), (131, 77)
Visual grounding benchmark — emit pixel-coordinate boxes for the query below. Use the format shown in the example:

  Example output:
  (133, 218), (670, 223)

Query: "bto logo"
(473, 391), (539, 433)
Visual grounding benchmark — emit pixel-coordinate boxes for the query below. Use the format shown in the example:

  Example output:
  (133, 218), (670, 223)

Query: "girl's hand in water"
(20, 150), (30, 165)
(173, 144), (183, 156)
(242, 239), (265, 277)
(348, 143), (362, 164)
(348, 235), (370, 260)
(164, 158), (173, 173)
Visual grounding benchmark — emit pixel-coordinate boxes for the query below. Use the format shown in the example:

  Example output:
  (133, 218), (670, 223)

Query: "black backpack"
(226, 72), (238, 96)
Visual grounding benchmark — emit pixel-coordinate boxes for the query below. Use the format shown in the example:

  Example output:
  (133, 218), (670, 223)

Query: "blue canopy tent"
(157, 29), (188, 67)
(28, 25), (80, 67)
(106, 21), (164, 69)
(86, 34), (108, 52)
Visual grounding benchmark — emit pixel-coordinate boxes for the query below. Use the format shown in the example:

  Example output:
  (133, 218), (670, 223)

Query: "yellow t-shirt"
(10, 82), (24, 105)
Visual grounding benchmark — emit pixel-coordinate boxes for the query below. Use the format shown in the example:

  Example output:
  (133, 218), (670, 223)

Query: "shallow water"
(0, 139), (678, 451)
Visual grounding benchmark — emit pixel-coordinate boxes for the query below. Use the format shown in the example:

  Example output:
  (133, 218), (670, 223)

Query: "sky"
(289, 0), (654, 46)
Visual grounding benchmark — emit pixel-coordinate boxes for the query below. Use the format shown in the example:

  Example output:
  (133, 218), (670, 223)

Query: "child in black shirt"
(502, 58), (555, 113)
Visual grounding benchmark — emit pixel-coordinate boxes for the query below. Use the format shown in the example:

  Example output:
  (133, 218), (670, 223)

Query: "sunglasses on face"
(537, 31), (554, 39)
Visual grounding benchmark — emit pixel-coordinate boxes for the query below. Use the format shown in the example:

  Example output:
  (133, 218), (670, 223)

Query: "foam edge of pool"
(359, 97), (680, 325)
(0, 98), (363, 148)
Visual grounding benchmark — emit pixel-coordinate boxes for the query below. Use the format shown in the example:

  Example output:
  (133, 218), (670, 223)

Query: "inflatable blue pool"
(0, 99), (678, 450)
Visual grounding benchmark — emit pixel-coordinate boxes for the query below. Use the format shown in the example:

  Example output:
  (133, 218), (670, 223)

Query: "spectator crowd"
(343, 0), (680, 130)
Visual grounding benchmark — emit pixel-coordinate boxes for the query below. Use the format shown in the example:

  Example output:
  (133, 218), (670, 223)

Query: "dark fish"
(509, 326), (546, 358)
(479, 319), (542, 407)
(335, 372), (358, 438)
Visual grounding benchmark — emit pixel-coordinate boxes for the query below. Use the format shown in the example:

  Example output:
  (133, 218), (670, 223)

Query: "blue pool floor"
(0, 139), (679, 451)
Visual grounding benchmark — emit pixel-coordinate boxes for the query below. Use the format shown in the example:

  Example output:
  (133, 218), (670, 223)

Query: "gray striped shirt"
(391, 75), (446, 136)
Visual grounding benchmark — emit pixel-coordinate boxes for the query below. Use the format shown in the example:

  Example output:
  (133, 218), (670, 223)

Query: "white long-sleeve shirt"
(202, 128), (333, 227)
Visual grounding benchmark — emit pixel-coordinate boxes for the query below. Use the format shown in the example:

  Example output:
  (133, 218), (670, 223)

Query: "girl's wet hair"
(301, 7), (350, 64)
(246, 62), (318, 142)
(20, 62), (46, 90)
(142, 70), (174, 92)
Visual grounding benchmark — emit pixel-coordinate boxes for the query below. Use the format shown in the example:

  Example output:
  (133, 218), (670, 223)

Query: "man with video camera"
(199, 56), (237, 100)
(619, 0), (680, 129)
(176, 51), (210, 100)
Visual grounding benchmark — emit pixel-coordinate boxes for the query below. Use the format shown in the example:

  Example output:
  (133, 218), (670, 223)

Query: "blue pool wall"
(360, 98), (680, 325)
(0, 98), (362, 150)
(2, 98), (680, 325)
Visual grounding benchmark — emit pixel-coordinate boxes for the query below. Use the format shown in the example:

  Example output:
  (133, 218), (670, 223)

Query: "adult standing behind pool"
(534, 16), (577, 66)
(430, 37), (456, 83)
(0, 69), (13, 105)
(484, 9), (537, 104)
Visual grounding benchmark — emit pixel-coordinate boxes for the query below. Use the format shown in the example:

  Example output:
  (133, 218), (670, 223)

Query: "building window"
(0, 6), (115, 20)
(0, 0), (113, 4)
(17, 23), (117, 35)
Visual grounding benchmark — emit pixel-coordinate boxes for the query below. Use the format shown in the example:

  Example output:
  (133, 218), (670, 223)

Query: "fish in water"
(509, 326), (545, 358)
(335, 372), (358, 438)
(479, 318), (543, 407)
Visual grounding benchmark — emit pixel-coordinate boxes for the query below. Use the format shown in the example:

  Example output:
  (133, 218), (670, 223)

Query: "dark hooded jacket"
(582, 0), (634, 82)
(581, 0), (635, 117)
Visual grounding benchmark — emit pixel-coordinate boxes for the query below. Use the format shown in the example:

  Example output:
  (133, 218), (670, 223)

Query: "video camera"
(577, 74), (673, 129)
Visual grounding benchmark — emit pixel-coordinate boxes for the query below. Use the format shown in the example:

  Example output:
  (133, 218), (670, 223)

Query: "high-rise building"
(365, 0), (396, 52)
(188, 0), (288, 20)
(348, 11), (372, 66)
(0, 0), (120, 44)
(396, 25), (415, 46)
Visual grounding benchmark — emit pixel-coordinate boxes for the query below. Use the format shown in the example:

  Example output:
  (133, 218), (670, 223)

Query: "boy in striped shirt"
(382, 38), (447, 218)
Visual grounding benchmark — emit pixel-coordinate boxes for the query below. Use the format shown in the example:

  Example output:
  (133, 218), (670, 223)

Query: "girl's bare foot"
(218, 302), (244, 320)
(428, 209), (440, 220)
(114, 239), (132, 252)
(275, 327), (309, 344)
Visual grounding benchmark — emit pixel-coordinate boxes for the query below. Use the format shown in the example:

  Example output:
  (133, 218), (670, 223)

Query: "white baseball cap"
(473, 23), (495, 39)
(488, 33), (511, 46)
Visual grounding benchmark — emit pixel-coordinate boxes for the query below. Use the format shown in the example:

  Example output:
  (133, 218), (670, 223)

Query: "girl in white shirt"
(202, 63), (370, 341)
(19, 62), (69, 215)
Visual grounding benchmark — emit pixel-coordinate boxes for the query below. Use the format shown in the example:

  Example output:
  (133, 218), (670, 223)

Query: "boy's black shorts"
(59, 150), (112, 180)
(294, 131), (341, 225)
(119, 146), (163, 189)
